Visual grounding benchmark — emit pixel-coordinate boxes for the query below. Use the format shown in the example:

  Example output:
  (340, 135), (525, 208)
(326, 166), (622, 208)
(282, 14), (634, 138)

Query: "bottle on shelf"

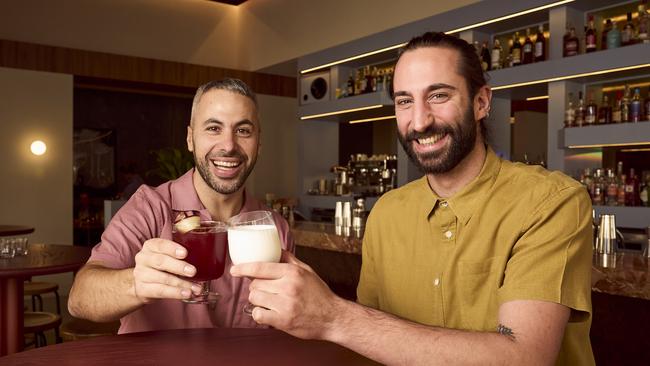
(645, 89), (650, 121)
(639, 2), (649, 43)
(491, 39), (503, 70)
(534, 25), (546, 62)
(592, 169), (604, 206)
(625, 169), (640, 206)
(621, 85), (631, 122)
(601, 18), (613, 50)
(607, 20), (622, 49)
(522, 29), (534, 64)
(585, 92), (598, 125)
(630, 87), (642, 122)
(563, 24), (579, 57)
(612, 93), (623, 123)
(640, 175), (649, 207)
(564, 92), (576, 128)
(364, 66), (373, 93)
(481, 41), (491, 71)
(354, 69), (362, 95)
(511, 32), (522, 66)
(371, 67), (379, 93)
(375, 69), (384, 93)
(598, 94), (612, 124)
(606, 169), (619, 206)
(347, 73), (355, 97)
(585, 15), (597, 53)
(622, 12), (635, 46)
(576, 91), (586, 127)
(618, 173), (627, 206)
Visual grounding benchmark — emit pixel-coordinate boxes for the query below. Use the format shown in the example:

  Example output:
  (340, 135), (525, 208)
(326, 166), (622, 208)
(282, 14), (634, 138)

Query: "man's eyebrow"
(393, 83), (457, 99)
(234, 120), (255, 127)
(202, 118), (223, 126)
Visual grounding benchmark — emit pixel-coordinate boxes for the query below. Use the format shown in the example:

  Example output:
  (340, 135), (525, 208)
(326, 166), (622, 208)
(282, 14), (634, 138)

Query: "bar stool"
(23, 311), (62, 347)
(60, 318), (120, 341)
(24, 281), (61, 314)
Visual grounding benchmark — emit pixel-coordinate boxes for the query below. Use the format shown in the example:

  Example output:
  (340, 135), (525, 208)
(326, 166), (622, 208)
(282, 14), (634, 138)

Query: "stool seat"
(24, 281), (59, 295)
(61, 318), (120, 341)
(24, 311), (62, 333)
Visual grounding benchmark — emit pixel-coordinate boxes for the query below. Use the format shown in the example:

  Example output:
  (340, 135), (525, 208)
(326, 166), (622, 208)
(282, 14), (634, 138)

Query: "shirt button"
(444, 230), (453, 239)
(433, 278), (440, 286)
(440, 201), (448, 208)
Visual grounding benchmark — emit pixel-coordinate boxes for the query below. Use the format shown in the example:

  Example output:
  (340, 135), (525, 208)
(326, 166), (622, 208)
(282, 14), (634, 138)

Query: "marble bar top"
(291, 221), (650, 301)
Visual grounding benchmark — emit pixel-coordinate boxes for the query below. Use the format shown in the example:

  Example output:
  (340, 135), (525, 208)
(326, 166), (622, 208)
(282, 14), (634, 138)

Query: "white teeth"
(212, 160), (240, 168)
(417, 133), (445, 145)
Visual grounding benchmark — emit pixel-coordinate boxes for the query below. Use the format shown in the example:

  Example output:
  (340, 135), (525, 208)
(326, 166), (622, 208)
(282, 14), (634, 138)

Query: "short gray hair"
(190, 78), (258, 124)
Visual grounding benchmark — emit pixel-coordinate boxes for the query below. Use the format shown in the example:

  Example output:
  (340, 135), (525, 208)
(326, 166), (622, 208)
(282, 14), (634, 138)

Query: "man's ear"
(186, 125), (194, 152)
(475, 85), (493, 120)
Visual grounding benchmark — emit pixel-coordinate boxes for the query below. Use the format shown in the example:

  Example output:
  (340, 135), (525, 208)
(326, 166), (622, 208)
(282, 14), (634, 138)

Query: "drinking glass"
(14, 237), (29, 256)
(227, 210), (282, 314)
(1, 238), (16, 259)
(172, 219), (228, 304)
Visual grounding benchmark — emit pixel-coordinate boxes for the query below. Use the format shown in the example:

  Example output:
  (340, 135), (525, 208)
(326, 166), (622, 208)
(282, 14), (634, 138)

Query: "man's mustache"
(404, 125), (453, 141)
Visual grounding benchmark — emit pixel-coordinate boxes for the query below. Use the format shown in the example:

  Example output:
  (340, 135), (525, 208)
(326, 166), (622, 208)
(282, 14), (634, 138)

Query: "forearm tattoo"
(496, 324), (516, 341)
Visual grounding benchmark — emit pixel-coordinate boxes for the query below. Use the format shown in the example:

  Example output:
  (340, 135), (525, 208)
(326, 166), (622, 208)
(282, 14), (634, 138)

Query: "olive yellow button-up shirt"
(358, 148), (594, 365)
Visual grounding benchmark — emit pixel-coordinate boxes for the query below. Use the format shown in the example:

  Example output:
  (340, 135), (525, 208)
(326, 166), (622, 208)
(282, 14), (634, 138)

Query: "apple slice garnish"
(173, 211), (201, 233)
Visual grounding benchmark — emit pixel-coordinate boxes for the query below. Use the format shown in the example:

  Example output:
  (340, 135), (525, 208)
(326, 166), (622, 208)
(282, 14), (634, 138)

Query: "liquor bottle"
(481, 41), (491, 71)
(630, 87), (642, 122)
(639, 2), (649, 43)
(645, 89), (650, 121)
(371, 67), (379, 92)
(612, 96), (622, 123)
(576, 91), (586, 127)
(354, 69), (362, 95)
(622, 12), (635, 46)
(375, 69), (384, 92)
(563, 25), (579, 56)
(607, 20), (622, 49)
(585, 93), (598, 125)
(625, 169), (640, 206)
(606, 169), (619, 206)
(618, 174), (627, 206)
(511, 32), (522, 66)
(522, 29), (534, 64)
(621, 85), (631, 122)
(592, 169), (604, 206)
(564, 92), (576, 127)
(491, 39), (503, 70)
(364, 66), (373, 93)
(585, 15), (597, 53)
(640, 175), (649, 207)
(534, 25), (546, 62)
(347, 73), (355, 97)
(598, 94), (612, 124)
(602, 18), (613, 50)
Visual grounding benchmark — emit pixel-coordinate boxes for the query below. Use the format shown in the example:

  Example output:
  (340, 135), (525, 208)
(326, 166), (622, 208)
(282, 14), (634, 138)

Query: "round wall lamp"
(30, 140), (47, 156)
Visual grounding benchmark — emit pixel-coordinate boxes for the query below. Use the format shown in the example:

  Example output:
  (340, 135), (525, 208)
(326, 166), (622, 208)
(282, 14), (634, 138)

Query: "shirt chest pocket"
(456, 256), (505, 331)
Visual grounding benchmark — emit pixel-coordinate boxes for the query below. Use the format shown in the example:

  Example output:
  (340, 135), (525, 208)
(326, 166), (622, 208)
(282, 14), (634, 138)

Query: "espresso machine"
(343, 154), (397, 197)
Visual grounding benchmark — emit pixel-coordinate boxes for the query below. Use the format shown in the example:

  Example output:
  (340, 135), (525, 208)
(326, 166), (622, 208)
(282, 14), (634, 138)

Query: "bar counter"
(291, 221), (650, 301)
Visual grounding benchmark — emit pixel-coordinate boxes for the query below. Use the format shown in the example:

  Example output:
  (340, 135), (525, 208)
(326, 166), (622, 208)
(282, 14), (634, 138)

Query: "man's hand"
(133, 238), (201, 303)
(230, 251), (343, 340)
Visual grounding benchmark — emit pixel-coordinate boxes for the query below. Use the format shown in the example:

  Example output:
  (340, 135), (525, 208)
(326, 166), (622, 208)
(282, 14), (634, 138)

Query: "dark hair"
(392, 32), (489, 143)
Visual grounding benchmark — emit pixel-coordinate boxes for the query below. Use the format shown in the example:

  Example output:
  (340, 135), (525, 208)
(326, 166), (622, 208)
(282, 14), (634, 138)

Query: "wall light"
(30, 140), (47, 156)
(526, 95), (549, 101)
(349, 115), (396, 124)
(567, 141), (650, 149)
(300, 104), (384, 120)
(300, 0), (575, 74)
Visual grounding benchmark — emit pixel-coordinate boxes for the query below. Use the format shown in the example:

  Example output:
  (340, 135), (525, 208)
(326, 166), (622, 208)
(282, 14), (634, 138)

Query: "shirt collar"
(417, 146), (501, 225)
(169, 168), (261, 217)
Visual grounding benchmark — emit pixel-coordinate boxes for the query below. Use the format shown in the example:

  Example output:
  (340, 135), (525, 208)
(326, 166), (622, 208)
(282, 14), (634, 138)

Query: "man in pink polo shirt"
(68, 78), (294, 333)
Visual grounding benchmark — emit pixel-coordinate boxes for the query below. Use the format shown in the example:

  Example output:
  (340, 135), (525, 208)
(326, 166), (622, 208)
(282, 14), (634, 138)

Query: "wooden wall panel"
(0, 39), (296, 97)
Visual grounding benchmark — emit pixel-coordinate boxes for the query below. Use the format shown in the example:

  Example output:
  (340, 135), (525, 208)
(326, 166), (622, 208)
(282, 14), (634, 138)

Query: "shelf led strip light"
(349, 115), (396, 124)
(299, 0), (575, 75)
(299, 104), (384, 120)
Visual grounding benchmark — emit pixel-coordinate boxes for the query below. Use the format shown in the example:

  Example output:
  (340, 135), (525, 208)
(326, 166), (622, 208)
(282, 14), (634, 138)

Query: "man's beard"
(398, 104), (477, 175)
(194, 150), (256, 195)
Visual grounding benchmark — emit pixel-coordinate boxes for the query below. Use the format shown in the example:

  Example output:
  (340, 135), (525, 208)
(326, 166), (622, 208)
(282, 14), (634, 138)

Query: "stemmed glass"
(172, 213), (228, 304)
(227, 210), (282, 314)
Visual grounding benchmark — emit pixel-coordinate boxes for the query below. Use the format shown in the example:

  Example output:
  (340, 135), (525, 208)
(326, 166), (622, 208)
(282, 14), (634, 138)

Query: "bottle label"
(565, 41), (578, 56)
(534, 42), (543, 57)
(491, 49), (501, 67)
(523, 44), (532, 53)
(512, 49), (521, 63)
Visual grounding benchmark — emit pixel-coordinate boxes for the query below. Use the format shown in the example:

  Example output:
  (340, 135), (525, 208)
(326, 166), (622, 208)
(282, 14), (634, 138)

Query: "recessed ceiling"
(207, 0), (248, 5)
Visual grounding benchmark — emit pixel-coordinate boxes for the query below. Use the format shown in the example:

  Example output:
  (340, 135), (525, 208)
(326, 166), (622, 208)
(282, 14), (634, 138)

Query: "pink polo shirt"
(89, 169), (294, 334)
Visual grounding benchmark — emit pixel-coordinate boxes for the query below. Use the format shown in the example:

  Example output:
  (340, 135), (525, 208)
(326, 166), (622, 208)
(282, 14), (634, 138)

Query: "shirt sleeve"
(89, 186), (168, 269)
(497, 185), (593, 322)
(356, 208), (379, 308)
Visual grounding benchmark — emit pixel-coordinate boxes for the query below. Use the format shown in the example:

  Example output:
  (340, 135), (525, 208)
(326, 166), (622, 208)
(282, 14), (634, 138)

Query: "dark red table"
(0, 225), (34, 237)
(0, 244), (90, 356)
(0, 328), (379, 365)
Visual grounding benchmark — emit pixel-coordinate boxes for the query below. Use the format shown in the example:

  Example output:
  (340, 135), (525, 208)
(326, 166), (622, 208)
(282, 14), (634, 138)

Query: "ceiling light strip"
(568, 141), (650, 149)
(492, 63), (650, 91)
(349, 115), (396, 124)
(300, 44), (406, 74)
(526, 95), (549, 101)
(445, 0), (575, 34)
(621, 147), (650, 152)
(300, 104), (384, 120)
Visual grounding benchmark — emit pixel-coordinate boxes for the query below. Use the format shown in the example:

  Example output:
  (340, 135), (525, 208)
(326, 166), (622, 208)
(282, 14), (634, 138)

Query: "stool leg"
(31, 295), (37, 311)
(55, 291), (61, 315)
(36, 294), (43, 311)
(55, 326), (62, 344)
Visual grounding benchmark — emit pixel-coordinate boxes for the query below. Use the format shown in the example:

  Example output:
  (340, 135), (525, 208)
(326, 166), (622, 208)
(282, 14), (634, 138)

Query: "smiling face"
(187, 88), (260, 195)
(393, 46), (483, 175)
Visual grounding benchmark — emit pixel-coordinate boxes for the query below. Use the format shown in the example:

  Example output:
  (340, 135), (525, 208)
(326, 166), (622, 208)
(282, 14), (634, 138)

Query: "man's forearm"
(326, 299), (528, 366)
(68, 264), (144, 322)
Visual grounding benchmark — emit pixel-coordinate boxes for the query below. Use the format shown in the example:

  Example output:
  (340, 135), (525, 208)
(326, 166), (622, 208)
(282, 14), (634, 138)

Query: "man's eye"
(206, 126), (221, 132)
(396, 99), (412, 106)
(429, 93), (449, 103)
(236, 128), (252, 136)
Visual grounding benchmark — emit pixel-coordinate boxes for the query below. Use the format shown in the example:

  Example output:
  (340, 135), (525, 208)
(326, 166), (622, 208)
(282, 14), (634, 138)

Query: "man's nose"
(219, 130), (237, 152)
(412, 99), (434, 132)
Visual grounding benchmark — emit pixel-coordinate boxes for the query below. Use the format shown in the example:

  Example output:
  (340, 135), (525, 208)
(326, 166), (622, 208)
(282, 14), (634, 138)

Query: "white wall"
(246, 94), (299, 200)
(0, 67), (74, 293)
(0, 0), (478, 72)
